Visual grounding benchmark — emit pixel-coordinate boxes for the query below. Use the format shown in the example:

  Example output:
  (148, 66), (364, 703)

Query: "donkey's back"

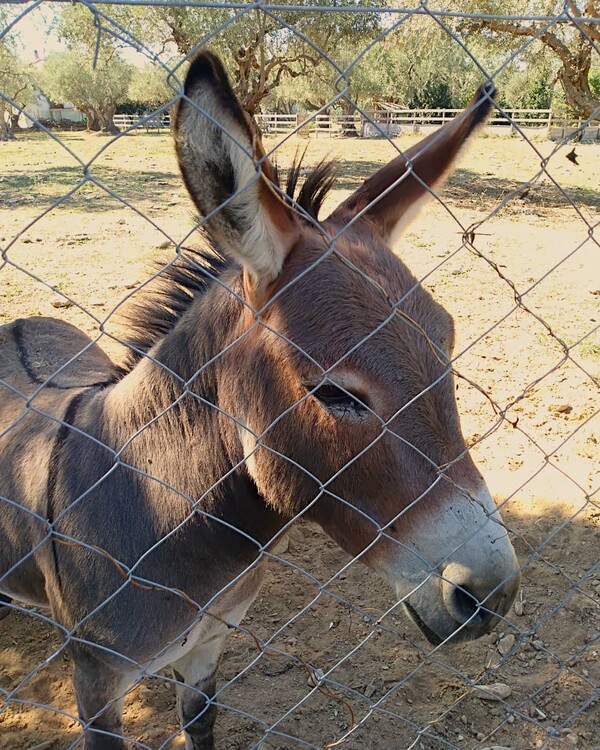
(0, 316), (117, 391)
(0, 317), (118, 605)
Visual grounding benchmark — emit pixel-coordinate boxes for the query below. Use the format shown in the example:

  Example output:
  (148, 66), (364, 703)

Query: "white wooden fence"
(255, 109), (556, 135)
(114, 109), (599, 140)
(113, 113), (171, 131)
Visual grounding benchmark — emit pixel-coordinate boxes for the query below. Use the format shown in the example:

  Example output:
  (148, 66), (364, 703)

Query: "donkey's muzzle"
(401, 561), (521, 646)
(440, 562), (521, 642)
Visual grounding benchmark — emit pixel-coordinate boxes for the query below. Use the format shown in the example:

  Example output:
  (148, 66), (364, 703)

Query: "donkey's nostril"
(440, 560), (519, 635)
(451, 585), (483, 624)
(441, 563), (498, 628)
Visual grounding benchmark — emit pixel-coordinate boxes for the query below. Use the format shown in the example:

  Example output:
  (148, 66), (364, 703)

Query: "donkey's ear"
(328, 83), (496, 245)
(175, 51), (299, 287)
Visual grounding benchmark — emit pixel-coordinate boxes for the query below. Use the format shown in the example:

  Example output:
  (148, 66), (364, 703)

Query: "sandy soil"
(0, 129), (598, 750)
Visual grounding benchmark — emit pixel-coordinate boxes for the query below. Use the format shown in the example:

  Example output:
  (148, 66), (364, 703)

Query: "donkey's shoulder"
(0, 316), (120, 390)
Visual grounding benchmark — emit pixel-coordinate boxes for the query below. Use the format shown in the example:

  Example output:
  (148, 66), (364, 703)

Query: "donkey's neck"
(102, 271), (284, 548)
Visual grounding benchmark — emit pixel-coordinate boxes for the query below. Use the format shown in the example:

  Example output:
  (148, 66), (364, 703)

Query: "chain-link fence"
(1, 2), (599, 749)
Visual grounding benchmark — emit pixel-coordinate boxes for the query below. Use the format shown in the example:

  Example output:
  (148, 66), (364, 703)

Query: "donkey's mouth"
(403, 598), (507, 647)
(403, 602), (444, 646)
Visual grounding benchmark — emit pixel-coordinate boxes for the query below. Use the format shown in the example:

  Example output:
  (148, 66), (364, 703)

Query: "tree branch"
(466, 18), (572, 62)
(567, 0), (600, 44)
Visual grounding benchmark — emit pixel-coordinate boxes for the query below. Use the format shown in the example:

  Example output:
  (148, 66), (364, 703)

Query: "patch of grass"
(537, 330), (600, 360)
(0, 164), (181, 212)
(1, 131), (182, 213)
(576, 340), (600, 359)
(5, 130), (600, 217)
(0, 280), (25, 297)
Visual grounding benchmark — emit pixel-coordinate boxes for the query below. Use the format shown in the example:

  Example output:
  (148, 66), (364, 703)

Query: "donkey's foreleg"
(0, 593), (11, 621)
(171, 634), (227, 750)
(73, 660), (133, 750)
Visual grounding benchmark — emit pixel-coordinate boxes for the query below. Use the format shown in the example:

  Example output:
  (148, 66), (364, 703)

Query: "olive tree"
(456, 0), (600, 120)
(0, 9), (35, 140)
(124, 1), (380, 113)
(41, 51), (131, 134)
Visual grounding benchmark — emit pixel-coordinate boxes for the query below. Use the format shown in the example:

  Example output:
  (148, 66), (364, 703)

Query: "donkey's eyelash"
(308, 383), (368, 416)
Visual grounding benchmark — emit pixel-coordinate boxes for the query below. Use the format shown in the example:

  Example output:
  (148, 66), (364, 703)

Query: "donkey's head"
(175, 52), (519, 645)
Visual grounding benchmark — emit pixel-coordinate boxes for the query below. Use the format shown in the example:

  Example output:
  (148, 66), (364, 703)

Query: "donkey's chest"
(146, 559), (267, 672)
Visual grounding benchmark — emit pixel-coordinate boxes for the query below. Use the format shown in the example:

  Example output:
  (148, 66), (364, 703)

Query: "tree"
(0, 45), (34, 140)
(41, 3), (132, 133)
(456, 1), (600, 120)
(501, 64), (555, 110)
(590, 67), (600, 98)
(125, 2), (380, 113)
(0, 8), (35, 140)
(270, 17), (482, 114)
(41, 51), (131, 134)
(127, 60), (182, 111)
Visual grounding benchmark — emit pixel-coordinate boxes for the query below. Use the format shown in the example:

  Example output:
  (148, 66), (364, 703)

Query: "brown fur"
(0, 53), (518, 750)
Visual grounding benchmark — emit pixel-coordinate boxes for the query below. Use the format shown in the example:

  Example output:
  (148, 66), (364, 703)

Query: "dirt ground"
(0, 127), (598, 750)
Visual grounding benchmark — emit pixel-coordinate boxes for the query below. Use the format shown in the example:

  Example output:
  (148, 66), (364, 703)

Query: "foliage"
(498, 60), (555, 111)
(116, 100), (146, 116)
(452, 0), (600, 119)
(56, 3), (119, 57)
(45, 4), (133, 133)
(123, 1), (380, 113)
(409, 81), (454, 110)
(522, 76), (554, 111)
(267, 16), (482, 112)
(0, 52), (34, 140)
(8, 0), (595, 134)
(128, 61), (183, 111)
(40, 51), (132, 133)
(590, 69), (600, 99)
(0, 8), (35, 139)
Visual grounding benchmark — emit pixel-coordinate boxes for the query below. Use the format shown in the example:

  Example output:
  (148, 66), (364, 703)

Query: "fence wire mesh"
(0, 2), (599, 750)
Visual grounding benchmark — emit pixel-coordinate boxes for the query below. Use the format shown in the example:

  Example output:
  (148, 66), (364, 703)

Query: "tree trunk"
(340, 100), (359, 137)
(558, 45), (600, 121)
(168, 102), (177, 132)
(0, 123), (15, 141)
(241, 85), (269, 116)
(0, 111), (15, 141)
(235, 50), (259, 115)
(10, 112), (21, 133)
(83, 108), (100, 132)
(99, 104), (120, 135)
(462, 16), (600, 122)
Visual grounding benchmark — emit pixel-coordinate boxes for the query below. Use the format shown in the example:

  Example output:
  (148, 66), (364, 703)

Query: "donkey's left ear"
(328, 82), (496, 246)
(175, 51), (299, 288)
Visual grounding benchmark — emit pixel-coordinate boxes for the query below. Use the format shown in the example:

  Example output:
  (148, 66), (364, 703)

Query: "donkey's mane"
(279, 152), (337, 222)
(120, 246), (228, 372)
(120, 154), (336, 371)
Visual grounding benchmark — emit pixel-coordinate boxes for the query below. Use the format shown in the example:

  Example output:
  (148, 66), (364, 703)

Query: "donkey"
(0, 52), (520, 749)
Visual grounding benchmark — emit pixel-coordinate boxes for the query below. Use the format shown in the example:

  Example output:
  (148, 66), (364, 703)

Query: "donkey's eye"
(311, 384), (367, 416)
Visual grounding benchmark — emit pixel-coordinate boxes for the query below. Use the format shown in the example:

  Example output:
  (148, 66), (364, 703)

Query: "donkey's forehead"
(266, 225), (453, 367)
(329, 225), (416, 297)
(282, 222), (420, 301)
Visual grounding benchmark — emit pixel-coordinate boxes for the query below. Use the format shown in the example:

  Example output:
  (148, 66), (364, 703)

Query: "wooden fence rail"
(113, 113), (171, 131)
(113, 110), (598, 140)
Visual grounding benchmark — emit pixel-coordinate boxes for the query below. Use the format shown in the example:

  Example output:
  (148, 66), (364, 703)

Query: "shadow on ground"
(0, 166), (181, 212)
(329, 160), (600, 213)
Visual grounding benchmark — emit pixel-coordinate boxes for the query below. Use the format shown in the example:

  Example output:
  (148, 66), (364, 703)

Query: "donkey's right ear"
(175, 51), (299, 289)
